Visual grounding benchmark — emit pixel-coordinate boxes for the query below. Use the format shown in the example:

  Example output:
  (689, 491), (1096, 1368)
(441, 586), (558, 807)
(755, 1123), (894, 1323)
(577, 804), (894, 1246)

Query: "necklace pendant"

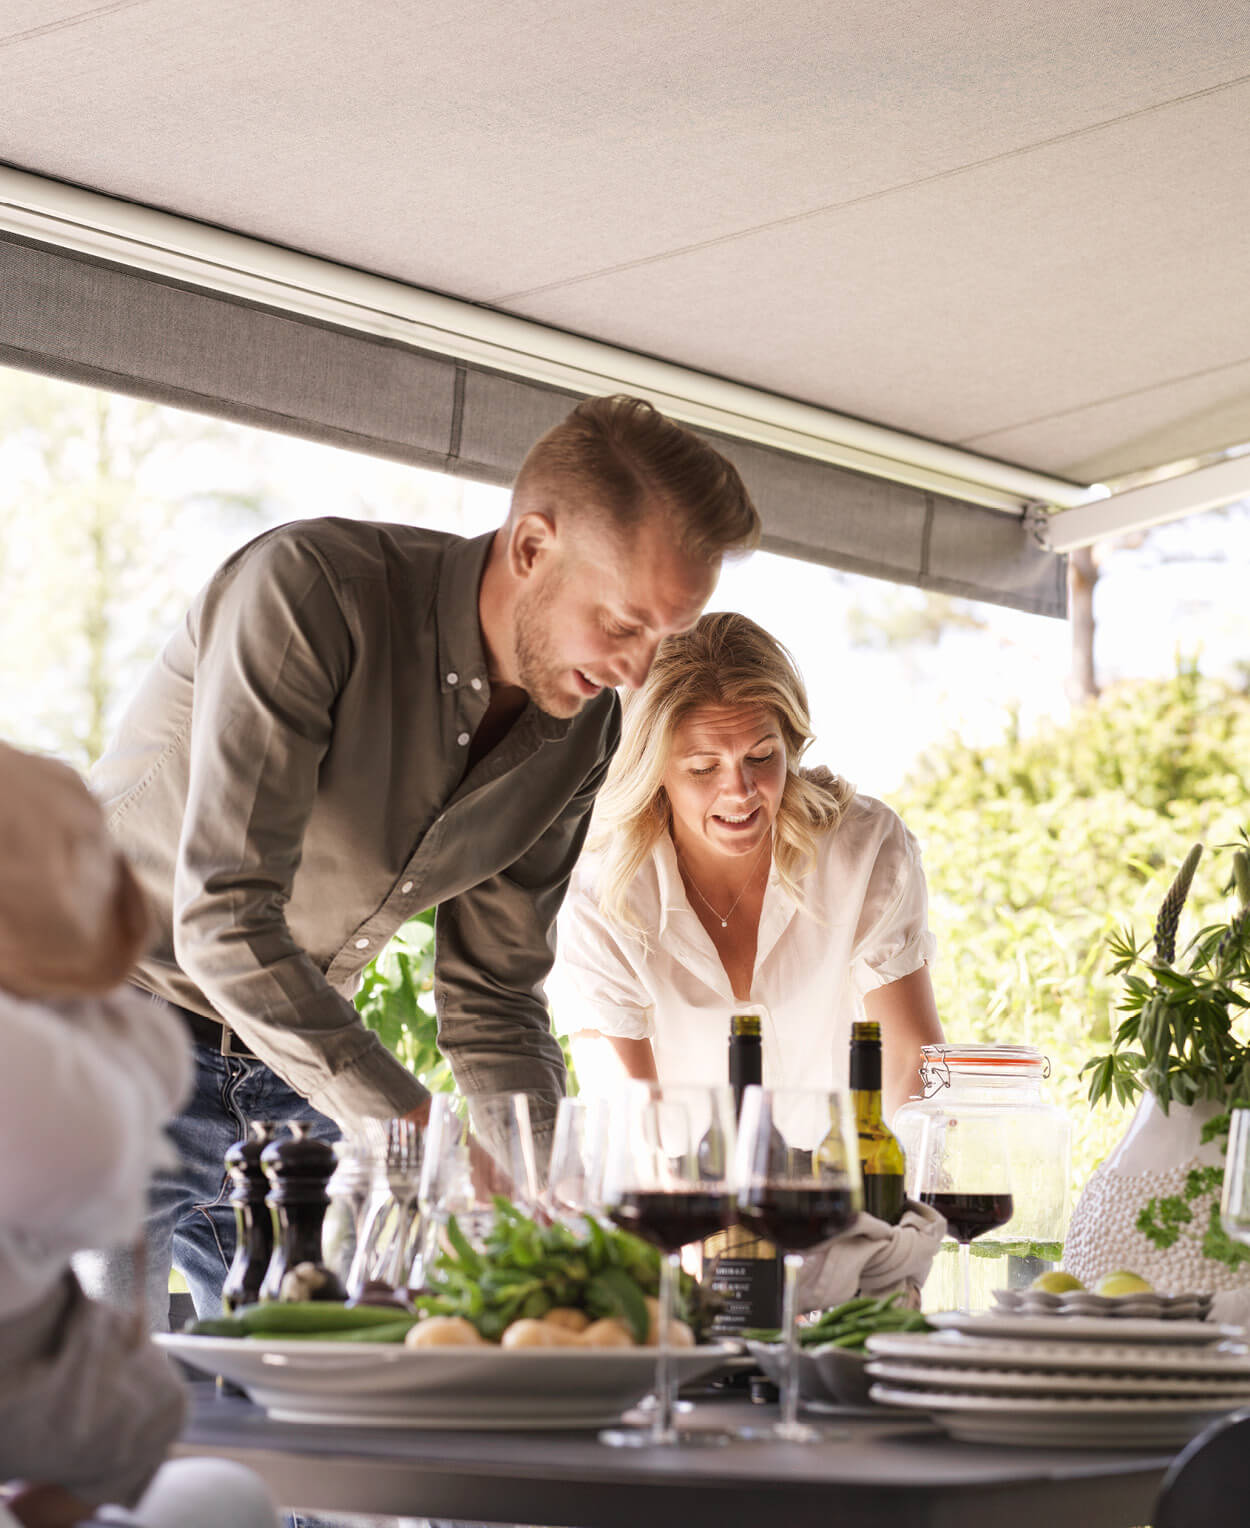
(720, 919), (728, 928)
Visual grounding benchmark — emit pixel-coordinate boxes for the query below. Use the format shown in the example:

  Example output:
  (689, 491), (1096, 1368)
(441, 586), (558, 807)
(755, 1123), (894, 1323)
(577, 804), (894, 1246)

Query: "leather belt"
(182, 1007), (258, 1060)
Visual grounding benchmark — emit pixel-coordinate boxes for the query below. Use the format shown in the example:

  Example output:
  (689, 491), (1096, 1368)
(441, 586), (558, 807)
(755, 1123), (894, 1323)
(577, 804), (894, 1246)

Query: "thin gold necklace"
(680, 836), (771, 929)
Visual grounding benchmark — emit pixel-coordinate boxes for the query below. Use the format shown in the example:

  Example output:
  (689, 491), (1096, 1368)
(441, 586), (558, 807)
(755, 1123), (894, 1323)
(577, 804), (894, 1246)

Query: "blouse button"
(457, 732), (470, 746)
(354, 937), (370, 950)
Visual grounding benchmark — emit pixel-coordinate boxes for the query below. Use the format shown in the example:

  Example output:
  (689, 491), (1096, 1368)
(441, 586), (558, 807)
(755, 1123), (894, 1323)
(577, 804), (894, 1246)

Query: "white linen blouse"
(549, 793), (935, 1094)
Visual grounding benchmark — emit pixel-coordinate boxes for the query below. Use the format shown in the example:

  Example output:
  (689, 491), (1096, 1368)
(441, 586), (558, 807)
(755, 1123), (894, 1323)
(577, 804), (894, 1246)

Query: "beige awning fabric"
(0, 230), (1066, 615)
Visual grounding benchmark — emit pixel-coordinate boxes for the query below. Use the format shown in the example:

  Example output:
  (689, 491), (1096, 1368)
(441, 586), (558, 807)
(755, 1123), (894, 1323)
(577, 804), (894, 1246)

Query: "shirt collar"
(434, 529), (573, 742)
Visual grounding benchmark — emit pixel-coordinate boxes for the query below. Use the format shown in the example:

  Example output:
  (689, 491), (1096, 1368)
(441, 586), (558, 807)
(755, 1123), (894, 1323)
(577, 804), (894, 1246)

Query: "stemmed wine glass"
(599, 1081), (737, 1448)
(1219, 1107), (1250, 1246)
(546, 1094), (611, 1232)
(734, 1085), (863, 1443)
(914, 1113), (1014, 1315)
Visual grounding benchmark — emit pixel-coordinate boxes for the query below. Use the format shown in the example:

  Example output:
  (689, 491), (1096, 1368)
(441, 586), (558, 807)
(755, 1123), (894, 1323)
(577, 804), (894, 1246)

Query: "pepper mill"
(259, 1121), (348, 1302)
(221, 1120), (277, 1312)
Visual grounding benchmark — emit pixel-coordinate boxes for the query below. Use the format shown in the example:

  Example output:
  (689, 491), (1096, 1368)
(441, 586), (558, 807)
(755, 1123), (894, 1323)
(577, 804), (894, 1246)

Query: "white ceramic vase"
(1065, 1094), (1250, 1296)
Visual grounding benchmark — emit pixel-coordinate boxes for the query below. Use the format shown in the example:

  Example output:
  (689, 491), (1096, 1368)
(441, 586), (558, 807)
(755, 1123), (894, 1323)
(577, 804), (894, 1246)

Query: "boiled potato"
(644, 1295), (695, 1347)
(501, 1318), (580, 1348)
(404, 1315), (485, 1348)
(544, 1307), (591, 1334)
(578, 1317), (635, 1348)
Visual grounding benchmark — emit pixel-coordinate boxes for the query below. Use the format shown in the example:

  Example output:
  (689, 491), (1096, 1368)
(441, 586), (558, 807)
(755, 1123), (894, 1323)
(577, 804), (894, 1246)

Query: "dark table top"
(175, 1381), (1175, 1528)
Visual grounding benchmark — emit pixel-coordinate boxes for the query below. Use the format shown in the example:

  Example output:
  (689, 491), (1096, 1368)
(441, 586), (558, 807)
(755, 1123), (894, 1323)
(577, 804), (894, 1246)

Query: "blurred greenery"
(891, 663), (1250, 1203)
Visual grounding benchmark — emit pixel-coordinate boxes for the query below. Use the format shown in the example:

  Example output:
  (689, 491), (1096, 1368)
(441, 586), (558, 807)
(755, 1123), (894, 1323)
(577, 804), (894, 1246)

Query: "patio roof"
(3, 1), (1248, 614)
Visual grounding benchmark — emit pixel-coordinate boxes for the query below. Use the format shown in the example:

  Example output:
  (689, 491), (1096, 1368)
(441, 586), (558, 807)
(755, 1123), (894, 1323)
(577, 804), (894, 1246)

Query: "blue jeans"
(75, 1032), (339, 1332)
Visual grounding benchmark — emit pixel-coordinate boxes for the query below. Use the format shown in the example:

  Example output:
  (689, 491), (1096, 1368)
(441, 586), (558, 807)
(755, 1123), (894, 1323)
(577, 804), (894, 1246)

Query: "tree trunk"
(1067, 544), (1100, 705)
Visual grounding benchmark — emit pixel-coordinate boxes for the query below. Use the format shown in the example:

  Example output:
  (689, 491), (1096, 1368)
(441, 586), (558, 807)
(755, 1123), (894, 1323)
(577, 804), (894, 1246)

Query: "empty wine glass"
(346, 1118), (422, 1298)
(546, 1095), (610, 1230)
(599, 1081), (737, 1448)
(734, 1086), (863, 1443)
(915, 1112), (1014, 1315)
(1220, 1107), (1250, 1245)
(417, 1092), (541, 1282)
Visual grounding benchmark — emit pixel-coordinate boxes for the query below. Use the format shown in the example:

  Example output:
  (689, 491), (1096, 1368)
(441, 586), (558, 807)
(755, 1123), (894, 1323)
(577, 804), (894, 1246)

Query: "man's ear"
(508, 510), (559, 580)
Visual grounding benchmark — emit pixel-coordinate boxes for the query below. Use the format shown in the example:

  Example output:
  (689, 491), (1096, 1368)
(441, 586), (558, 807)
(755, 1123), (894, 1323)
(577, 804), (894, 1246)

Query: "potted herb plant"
(1065, 835), (1250, 1293)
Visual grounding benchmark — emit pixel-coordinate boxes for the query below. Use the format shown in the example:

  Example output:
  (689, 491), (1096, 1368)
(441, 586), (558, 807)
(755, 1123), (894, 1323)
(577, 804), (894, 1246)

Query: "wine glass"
(914, 1113), (1014, 1315)
(546, 1094), (610, 1231)
(416, 1092), (541, 1284)
(1220, 1107), (1250, 1245)
(734, 1086), (863, 1443)
(599, 1081), (737, 1448)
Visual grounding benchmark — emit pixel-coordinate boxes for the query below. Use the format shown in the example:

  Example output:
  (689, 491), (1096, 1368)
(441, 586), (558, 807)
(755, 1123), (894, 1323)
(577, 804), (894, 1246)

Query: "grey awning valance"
(0, 229), (1066, 617)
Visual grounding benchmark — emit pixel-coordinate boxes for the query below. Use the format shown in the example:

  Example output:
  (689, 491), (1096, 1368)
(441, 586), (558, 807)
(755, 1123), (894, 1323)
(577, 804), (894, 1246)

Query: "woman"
(550, 612), (943, 1119)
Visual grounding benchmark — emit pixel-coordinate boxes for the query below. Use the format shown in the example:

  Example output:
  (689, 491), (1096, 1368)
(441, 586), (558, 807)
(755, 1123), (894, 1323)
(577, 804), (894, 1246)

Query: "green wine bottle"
(850, 1019), (906, 1225)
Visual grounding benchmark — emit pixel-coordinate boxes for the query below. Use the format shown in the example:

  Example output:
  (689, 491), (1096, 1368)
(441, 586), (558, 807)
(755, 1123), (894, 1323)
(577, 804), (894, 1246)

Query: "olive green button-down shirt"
(93, 517), (620, 1133)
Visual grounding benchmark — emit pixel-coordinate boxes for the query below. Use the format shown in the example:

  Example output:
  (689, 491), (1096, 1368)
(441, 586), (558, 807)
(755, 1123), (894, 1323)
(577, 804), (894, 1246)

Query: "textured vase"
(1065, 1094), (1248, 1293)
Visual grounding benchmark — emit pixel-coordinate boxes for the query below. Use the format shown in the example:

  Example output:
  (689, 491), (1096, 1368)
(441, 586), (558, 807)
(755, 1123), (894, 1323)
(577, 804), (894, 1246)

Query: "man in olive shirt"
(80, 395), (758, 1326)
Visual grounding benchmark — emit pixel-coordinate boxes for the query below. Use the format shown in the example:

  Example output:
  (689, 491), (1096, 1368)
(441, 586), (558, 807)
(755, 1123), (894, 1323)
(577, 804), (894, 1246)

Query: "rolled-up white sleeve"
(851, 815), (937, 993)
(548, 868), (653, 1040)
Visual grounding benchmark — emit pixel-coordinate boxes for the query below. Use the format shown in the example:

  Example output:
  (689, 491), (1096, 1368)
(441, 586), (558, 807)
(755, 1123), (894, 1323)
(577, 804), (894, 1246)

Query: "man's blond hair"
(511, 395), (760, 561)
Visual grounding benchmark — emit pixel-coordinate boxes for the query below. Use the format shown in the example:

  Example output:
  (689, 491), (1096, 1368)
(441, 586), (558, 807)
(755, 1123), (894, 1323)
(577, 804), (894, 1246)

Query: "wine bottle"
(849, 1019), (906, 1225)
(703, 1011), (783, 1335)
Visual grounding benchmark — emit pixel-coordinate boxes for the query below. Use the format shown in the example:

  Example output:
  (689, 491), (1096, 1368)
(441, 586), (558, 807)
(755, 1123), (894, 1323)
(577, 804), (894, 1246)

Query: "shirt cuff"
(559, 1001), (654, 1041)
(861, 928), (937, 989)
(306, 1046), (430, 1129)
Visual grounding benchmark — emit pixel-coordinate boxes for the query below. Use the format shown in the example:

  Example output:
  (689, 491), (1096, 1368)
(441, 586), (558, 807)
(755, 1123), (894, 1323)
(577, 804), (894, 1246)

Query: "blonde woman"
(549, 612), (943, 1119)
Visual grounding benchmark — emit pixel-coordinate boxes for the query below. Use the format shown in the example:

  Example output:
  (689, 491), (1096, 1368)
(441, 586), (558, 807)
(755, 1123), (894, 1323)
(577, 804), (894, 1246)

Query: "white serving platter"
(928, 1311), (1241, 1345)
(158, 1333), (737, 1429)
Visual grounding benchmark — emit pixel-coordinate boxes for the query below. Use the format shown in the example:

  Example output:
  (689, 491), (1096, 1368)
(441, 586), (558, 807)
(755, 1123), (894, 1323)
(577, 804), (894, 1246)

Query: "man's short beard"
(513, 569), (580, 720)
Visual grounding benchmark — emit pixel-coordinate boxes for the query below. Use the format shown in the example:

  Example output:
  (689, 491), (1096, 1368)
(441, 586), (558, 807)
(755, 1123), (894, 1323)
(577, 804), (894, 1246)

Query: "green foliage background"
(891, 664), (1250, 1202)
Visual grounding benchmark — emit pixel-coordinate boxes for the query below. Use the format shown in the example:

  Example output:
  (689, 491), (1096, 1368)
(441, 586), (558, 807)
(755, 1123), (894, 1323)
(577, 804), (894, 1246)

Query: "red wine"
(920, 1191), (1014, 1243)
(736, 1186), (857, 1252)
(610, 1190), (736, 1253)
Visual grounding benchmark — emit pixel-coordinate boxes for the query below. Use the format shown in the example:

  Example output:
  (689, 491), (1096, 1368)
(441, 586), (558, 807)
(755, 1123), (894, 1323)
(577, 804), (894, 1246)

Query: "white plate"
(745, 1340), (872, 1407)
(866, 1358), (1250, 1398)
(868, 1384), (1245, 1449)
(158, 1334), (737, 1429)
(992, 1288), (1213, 1321)
(929, 1311), (1241, 1345)
(866, 1332), (1250, 1375)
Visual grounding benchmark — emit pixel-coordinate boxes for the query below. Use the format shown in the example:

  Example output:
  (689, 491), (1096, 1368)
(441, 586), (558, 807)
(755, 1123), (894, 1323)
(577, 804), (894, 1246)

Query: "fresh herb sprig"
(413, 1197), (703, 1343)
(1083, 835), (1250, 1115)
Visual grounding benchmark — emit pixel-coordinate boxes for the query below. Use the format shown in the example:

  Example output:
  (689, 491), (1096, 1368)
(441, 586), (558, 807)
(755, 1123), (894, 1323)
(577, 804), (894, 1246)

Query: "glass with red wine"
(733, 1085), (863, 1443)
(600, 1081), (738, 1448)
(914, 1112), (1014, 1314)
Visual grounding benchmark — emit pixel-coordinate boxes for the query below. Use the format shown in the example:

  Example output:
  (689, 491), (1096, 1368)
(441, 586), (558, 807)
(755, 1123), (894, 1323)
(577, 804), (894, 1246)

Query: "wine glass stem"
(649, 1251), (679, 1445)
(780, 1251), (803, 1434)
(958, 1240), (972, 1315)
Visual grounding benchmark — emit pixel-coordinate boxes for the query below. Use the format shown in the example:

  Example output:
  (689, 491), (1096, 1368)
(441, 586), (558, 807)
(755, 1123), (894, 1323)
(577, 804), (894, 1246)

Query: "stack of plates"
(865, 1311), (1250, 1447)
(992, 1288), (1214, 1321)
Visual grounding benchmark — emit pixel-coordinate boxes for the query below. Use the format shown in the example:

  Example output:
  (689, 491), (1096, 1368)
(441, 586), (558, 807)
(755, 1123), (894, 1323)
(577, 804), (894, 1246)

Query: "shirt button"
(401, 881), (413, 894)
(446, 671), (458, 685)
(355, 937), (370, 949)
(470, 677), (482, 691)
(457, 731), (470, 746)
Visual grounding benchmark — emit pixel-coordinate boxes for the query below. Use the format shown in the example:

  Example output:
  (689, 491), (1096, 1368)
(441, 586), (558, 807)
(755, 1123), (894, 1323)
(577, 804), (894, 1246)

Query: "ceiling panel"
(2, 0), (1249, 485)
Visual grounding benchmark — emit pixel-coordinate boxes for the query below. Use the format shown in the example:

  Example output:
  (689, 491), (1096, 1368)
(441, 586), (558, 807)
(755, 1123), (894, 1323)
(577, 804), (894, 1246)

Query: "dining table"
(174, 1379), (1175, 1527)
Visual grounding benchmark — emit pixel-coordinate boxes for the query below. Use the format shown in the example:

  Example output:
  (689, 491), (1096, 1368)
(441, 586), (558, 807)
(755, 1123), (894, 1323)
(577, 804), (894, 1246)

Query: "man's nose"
(617, 636), (661, 690)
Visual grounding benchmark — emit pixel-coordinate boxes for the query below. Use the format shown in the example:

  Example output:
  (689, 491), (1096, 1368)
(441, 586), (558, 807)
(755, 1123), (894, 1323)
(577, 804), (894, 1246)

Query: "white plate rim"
(867, 1383), (1249, 1416)
(928, 1311), (1241, 1344)
(865, 1332), (1250, 1373)
(865, 1358), (1250, 1397)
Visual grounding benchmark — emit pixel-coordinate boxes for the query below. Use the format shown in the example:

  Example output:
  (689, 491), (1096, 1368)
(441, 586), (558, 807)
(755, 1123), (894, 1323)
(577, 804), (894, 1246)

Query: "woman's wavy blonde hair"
(590, 611), (855, 933)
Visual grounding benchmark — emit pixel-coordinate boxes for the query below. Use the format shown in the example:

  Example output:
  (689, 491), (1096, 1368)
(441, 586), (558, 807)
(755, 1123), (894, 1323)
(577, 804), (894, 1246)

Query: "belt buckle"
(219, 1026), (247, 1058)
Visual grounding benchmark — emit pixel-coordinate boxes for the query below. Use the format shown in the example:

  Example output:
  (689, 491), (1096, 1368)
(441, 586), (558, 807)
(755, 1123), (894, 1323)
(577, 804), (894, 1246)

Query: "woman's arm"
(863, 965), (943, 1121)
(568, 1030), (658, 1094)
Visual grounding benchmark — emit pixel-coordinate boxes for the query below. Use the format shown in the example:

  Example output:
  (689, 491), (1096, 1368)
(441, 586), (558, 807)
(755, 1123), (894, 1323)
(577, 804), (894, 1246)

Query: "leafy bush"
(891, 666), (1250, 1202)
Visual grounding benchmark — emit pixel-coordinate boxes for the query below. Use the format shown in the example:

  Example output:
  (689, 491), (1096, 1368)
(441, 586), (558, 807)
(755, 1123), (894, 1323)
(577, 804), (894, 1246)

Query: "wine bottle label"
(706, 1253), (783, 1335)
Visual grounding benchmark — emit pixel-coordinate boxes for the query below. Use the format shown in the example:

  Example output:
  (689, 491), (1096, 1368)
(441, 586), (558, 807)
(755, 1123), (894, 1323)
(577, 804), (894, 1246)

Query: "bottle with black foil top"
(221, 1119), (277, 1312)
(702, 1010), (783, 1335)
(259, 1121), (348, 1302)
(849, 1019), (906, 1224)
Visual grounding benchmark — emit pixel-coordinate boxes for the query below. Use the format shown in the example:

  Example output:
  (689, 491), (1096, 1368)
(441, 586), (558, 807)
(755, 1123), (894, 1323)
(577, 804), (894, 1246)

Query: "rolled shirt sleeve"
(850, 814), (937, 994)
(547, 862), (654, 1042)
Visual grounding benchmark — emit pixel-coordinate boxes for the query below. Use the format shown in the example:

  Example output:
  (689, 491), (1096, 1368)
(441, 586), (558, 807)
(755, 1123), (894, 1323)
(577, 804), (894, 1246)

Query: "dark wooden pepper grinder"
(259, 1121), (347, 1302)
(221, 1120), (277, 1313)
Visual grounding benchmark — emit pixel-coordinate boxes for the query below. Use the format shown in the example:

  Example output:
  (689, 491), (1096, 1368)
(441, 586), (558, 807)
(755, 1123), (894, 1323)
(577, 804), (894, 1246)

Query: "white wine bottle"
(849, 1019), (906, 1225)
(702, 1011), (783, 1335)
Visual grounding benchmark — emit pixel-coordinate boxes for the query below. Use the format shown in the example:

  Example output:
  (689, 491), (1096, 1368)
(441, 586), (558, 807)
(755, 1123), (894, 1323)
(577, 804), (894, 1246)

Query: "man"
(80, 394), (759, 1327)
